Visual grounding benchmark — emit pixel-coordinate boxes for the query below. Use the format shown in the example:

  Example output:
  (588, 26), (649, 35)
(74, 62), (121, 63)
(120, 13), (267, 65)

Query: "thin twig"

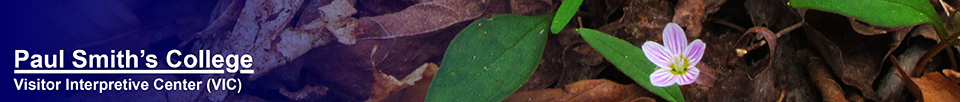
(577, 17), (583, 28)
(710, 19), (746, 32)
(744, 27), (778, 70)
(776, 22), (805, 37)
(890, 57), (924, 100)
(733, 22), (802, 67)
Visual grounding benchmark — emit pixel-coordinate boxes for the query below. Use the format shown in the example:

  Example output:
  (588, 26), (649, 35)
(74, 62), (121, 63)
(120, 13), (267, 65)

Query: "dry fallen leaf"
(944, 69), (960, 78)
(744, 0), (798, 30)
(504, 79), (653, 102)
(942, 69), (960, 84)
(379, 64), (440, 102)
(843, 17), (913, 69)
(352, 0), (484, 40)
(910, 24), (940, 42)
(279, 85), (330, 101)
(751, 67), (781, 102)
(598, 0), (673, 41)
(912, 72), (960, 102)
(803, 11), (895, 100)
(673, 0), (707, 37)
(192, 0), (336, 80)
(223, 94), (269, 102)
(367, 63), (439, 102)
(807, 56), (848, 102)
(877, 44), (936, 102)
(519, 28), (610, 91)
(848, 18), (890, 35)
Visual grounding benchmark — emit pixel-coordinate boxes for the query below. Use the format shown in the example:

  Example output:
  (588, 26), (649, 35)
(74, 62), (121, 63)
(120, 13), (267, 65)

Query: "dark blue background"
(1, 0), (250, 101)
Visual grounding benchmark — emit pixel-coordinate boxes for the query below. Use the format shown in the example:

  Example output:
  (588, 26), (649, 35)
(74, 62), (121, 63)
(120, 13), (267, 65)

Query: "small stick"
(710, 19), (746, 32)
(577, 17), (583, 28)
(776, 22), (805, 37)
(891, 57), (924, 100)
(914, 31), (960, 76)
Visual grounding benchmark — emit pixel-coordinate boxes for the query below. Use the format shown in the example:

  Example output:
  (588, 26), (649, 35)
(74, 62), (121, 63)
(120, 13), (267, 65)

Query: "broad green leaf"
(576, 28), (685, 102)
(426, 14), (551, 102)
(550, 0), (583, 33)
(788, 0), (941, 27)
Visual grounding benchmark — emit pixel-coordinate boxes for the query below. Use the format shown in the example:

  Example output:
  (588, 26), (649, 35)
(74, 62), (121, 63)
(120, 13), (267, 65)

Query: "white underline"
(13, 70), (255, 74)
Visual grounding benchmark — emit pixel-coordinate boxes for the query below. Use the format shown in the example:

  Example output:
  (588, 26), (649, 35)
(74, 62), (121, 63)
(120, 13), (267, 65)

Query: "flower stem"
(913, 23), (958, 76)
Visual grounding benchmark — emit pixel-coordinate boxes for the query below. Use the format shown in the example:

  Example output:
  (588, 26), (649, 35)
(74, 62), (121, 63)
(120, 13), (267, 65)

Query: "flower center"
(669, 56), (689, 75)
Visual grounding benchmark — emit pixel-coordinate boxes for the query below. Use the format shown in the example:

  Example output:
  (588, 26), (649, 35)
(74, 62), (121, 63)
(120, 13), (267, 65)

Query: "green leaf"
(576, 28), (685, 102)
(426, 14), (551, 102)
(788, 0), (941, 27)
(550, 0), (583, 34)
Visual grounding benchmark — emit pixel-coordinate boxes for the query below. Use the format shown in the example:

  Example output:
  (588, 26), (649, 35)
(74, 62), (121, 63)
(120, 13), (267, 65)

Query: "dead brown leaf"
(367, 63), (438, 102)
(223, 94), (269, 102)
(807, 56), (848, 102)
(598, 0), (673, 41)
(845, 91), (866, 102)
(672, 0), (726, 37)
(744, 0), (798, 30)
(504, 79), (652, 102)
(912, 72), (960, 102)
(848, 17), (891, 35)
(804, 11), (894, 100)
(279, 85), (330, 101)
(803, 25), (847, 89)
(194, 0), (243, 40)
(943, 69), (960, 84)
(938, 0), (957, 16)
(843, 18), (913, 71)
(911, 25), (941, 42)
(299, 22), (460, 101)
(508, 0), (554, 15)
(352, 0), (484, 40)
(519, 28), (610, 91)
(190, 0), (342, 100)
(751, 67), (780, 102)
(877, 44), (936, 102)
(381, 63), (441, 102)
(191, 0), (337, 80)
(673, 0), (707, 37)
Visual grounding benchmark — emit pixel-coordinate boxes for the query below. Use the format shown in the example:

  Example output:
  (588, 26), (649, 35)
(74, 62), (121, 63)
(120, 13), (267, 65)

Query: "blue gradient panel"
(1, 0), (271, 101)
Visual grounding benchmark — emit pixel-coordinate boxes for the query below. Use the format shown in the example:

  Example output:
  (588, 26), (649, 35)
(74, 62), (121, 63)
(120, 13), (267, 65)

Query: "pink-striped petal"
(676, 67), (700, 85)
(662, 23), (687, 55)
(642, 41), (674, 69)
(650, 68), (679, 87)
(684, 39), (706, 66)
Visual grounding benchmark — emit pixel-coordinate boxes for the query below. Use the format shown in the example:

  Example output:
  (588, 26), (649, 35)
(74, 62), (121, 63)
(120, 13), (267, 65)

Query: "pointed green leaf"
(550, 0), (583, 33)
(426, 14), (551, 102)
(788, 0), (940, 27)
(577, 28), (685, 102)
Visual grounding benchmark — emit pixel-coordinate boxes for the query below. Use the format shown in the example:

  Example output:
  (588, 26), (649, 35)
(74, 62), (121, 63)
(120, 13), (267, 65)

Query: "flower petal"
(642, 41), (673, 68)
(650, 68), (679, 87)
(676, 67), (700, 85)
(684, 39), (705, 66)
(663, 23), (687, 55)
